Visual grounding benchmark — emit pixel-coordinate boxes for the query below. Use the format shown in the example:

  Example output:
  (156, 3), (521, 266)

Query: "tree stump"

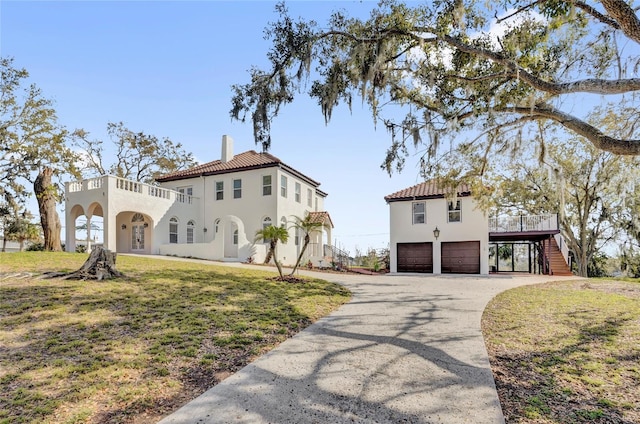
(48, 246), (124, 280)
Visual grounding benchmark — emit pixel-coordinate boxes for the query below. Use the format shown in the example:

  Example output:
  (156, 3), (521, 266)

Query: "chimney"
(221, 135), (234, 163)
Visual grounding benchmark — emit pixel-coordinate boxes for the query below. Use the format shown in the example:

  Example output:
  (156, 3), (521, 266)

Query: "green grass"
(482, 279), (640, 423)
(0, 252), (351, 424)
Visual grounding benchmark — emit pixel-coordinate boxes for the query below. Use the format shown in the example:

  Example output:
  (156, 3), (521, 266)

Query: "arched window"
(169, 217), (178, 243)
(187, 220), (195, 244)
(280, 216), (287, 228)
(233, 229), (238, 245)
(214, 218), (220, 239)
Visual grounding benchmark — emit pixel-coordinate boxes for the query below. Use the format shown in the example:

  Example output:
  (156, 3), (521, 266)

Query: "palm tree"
(289, 214), (324, 275)
(254, 225), (289, 279)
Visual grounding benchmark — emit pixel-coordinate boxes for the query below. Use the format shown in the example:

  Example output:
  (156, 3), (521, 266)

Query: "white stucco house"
(65, 135), (334, 266)
(385, 180), (572, 276)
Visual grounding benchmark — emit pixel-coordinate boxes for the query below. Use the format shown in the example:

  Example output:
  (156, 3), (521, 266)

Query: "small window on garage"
(448, 200), (461, 222)
(413, 202), (426, 224)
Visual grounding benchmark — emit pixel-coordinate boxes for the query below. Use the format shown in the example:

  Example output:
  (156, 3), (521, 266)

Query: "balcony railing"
(67, 175), (196, 204)
(489, 214), (558, 233)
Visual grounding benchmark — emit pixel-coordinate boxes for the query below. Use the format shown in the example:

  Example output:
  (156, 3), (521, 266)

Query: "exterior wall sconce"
(143, 222), (149, 228)
(433, 227), (440, 240)
(203, 227), (208, 232)
(121, 224), (127, 230)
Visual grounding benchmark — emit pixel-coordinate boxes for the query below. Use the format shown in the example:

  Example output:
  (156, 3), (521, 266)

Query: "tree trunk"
(290, 237), (310, 276)
(264, 240), (277, 264)
(34, 167), (62, 251)
(576, 251), (589, 278)
(274, 258), (284, 279)
(47, 246), (124, 280)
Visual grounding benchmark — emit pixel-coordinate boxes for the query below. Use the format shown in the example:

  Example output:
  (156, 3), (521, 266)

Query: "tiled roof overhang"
(156, 150), (324, 195)
(384, 180), (471, 203)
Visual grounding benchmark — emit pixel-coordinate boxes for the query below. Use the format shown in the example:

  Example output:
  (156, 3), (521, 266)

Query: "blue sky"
(1, 1), (427, 254)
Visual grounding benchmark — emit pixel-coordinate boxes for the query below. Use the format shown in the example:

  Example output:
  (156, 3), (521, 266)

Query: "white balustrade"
(67, 175), (196, 204)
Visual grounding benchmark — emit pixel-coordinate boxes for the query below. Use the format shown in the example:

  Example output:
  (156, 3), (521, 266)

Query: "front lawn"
(483, 279), (640, 423)
(0, 252), (351, 424)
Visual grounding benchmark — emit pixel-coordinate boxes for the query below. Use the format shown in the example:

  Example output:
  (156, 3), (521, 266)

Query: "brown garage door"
(441, 241), (480, 274)
(397, 242), (433, 273)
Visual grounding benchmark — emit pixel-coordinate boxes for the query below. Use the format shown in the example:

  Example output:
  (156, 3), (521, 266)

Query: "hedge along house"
(64, 135), (334, 266)
(385, 180), (572, 276)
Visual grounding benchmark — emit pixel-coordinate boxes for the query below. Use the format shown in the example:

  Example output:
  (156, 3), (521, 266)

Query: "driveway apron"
(156, 262), (573, 424)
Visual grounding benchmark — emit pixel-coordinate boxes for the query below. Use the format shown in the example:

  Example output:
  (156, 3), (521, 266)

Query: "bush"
(621, 250), (640, 278)
(26, 242), (45, 251)
(588, 252), (610, 277)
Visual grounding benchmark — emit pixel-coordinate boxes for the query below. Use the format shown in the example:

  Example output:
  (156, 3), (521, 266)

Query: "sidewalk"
(152, 259), (572, 423)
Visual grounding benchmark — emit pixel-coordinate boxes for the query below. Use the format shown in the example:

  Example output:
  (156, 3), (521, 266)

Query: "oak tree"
(73, 122), (197, 185)
(492, 132), (639, 277)
(0, 57), (80, 251)
(231, 1), (640, 178)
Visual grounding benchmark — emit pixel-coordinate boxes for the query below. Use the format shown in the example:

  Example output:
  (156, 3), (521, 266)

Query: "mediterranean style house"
(64, 136), (334, 266)
(385, 180), (572, 276)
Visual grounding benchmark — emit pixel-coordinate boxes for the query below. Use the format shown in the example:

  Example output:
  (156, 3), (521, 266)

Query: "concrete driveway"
(156, 264), (576, 424)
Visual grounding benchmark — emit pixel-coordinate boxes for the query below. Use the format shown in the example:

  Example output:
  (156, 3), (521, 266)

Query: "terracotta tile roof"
(308, 211), (334, 228)
(156, 150), (322, 190)
(384, 180), (471, 202)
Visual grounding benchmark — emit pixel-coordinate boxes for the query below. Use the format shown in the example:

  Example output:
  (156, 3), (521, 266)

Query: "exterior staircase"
(548, 238), (573, 276)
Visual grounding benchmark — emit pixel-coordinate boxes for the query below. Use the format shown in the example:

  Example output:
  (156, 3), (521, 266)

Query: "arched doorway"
(131, 213), (147, 251)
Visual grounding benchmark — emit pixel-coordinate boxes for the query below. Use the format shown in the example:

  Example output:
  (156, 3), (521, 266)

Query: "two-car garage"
(396, 241), (480, 274)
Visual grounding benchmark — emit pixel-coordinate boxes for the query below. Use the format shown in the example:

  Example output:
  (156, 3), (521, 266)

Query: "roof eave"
(385, 191), (472, 203)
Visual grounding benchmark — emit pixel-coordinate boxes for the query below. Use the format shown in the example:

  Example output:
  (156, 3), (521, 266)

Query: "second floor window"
(263, 175), (272, 196)
(233, 179), (242, 199)
(177, 186), (193, 203)
(295, 182), (301, 203)
(413, 202), (426, 224)
(215, 181), (224, 200)
(178, 186), (193, 196)
(448, 200), (462, 222)
(281, 175), (288, 197)
(307, 188), (313, 207)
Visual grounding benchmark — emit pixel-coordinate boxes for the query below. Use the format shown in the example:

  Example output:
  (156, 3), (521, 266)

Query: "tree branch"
(509, 103), (640, 155)
(600, 0), (640, 44)
(440, 34), (640, 95)
(571, 1), (621, 30)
